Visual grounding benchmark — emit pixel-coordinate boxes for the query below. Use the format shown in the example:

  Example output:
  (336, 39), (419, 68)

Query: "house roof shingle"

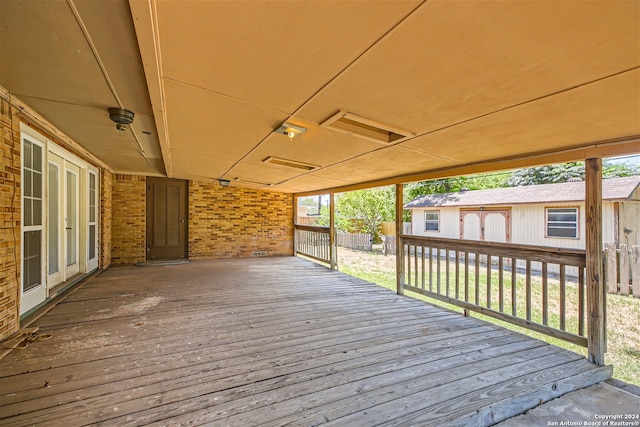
(404, 176), (640, 209)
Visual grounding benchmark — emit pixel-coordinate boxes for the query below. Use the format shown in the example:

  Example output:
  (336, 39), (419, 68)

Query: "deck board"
(0, 257), (610, 426)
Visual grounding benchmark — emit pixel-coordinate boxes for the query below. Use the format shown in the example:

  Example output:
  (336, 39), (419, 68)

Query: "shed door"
(146, 178), (188, 260)
(460, 210), (510, 243)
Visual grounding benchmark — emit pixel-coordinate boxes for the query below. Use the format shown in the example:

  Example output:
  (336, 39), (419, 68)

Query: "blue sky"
(606, 154), (640, 167)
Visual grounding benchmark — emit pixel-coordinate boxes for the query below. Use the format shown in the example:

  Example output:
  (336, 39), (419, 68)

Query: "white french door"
(65, 163), (80, 278)
(22, 124), (100, 315)
(47, 153), (64, 287)
(48, 152), (82, 288)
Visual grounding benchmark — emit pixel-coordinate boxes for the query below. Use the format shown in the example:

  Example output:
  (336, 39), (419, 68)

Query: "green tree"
(335, 187), (395, 241)
(506, 161), (639, 186)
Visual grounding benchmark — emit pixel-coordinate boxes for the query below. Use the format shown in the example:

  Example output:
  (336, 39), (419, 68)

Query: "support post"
(293, 195), (298, 257)
(396, 184), (405, 295)
(329, 193), (337, 270)
(586, 158), (605, 365)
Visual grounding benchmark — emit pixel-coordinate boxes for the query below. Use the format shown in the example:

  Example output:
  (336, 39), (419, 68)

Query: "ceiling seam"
(163, 78), (293, 116)
(273, 67), (640, 188)
(66, 0), (153, 169)
(218, 0), (430, 183)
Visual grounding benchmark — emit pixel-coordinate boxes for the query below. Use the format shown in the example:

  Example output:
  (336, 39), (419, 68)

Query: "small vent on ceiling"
(321, 110), (414, 144)
(263, 156), (319, 171)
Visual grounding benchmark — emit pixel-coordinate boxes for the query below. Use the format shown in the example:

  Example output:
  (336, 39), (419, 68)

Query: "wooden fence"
(337, 232), (373, 251)
(605, 243), (639, 298)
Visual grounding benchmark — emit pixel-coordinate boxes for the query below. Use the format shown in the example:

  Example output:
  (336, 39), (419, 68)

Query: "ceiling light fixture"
(275, 122), (306, 142)
(218, 179), (231, 187)
(108, 107), (134, 131)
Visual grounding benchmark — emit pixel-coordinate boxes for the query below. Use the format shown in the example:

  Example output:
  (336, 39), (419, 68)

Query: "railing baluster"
(413, 245), (424, 286)
(560, 264), (566, 331)
(511, 257), (517, 317)
(542, 262), (548, 326)
(486, 254), (492, 309)
(455, 250), (460, 300)
(498, 256), (504, 313)
(421, 245), (426, 290)
(407, 245), (412, 287)
(475, 252), (480, 305)
(526, 259), (532, 321)
(445, 249), (450, 297)
(579, 266), (585, 336)
(464, 251), (470, 302)
(428, 247), (433, 291)
(436, 248), (441, 295)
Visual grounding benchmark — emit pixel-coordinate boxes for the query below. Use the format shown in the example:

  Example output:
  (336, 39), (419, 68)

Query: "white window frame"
(424, 210), (440, 232)
(20, 130), (46, 315)
(545, 207), (579, 239)
(87, 168), (99, 271)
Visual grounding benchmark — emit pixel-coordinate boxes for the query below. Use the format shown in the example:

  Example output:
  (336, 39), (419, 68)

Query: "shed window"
(546, 208), (578, 238)
(425, 211), (440, 232)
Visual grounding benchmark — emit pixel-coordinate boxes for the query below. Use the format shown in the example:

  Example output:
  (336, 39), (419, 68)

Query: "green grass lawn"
(337, 247), (640, 386)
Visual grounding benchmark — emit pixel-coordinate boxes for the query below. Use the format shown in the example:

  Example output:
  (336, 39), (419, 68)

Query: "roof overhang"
(1, 0), (638, 194)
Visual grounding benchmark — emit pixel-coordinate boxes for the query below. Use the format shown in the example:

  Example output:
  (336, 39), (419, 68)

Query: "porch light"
(275, 122), (306, 142)
(218, 179), (231, 187)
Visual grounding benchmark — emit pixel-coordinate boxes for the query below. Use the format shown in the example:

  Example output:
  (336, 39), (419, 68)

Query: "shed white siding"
(410, 201), (618, 249)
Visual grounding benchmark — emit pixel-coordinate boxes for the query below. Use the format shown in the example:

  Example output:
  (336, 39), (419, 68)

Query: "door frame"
(459, 208), (511, 242)
(146, 177), (188, 260)
(20, 130), (46, 315)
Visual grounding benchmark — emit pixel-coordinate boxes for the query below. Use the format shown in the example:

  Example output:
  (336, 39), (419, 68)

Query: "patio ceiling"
(1, 0), (639, 193)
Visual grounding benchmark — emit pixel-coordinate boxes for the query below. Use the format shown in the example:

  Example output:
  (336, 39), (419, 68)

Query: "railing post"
(329, 193), (337, 270)
(293, 195), (298, 256)
(586, 158), (605, 365)
(396, 184), (405, 295)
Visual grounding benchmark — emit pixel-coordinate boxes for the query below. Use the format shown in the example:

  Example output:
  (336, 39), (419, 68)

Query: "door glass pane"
(24, 198), (32, 226)
(66, 171), (77, 267)
(23, 231), (42, 292)
(89, 225), (96, 259)
(24, 140), (32, 169)
(49, 164), (59, 275)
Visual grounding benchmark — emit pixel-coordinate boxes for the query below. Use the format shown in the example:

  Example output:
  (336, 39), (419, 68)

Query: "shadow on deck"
(0, 257), (613, 426)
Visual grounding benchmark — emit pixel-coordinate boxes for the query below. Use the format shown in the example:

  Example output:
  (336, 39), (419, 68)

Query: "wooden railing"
(294, 225), (331, 264)
(401, 235), (588, 347)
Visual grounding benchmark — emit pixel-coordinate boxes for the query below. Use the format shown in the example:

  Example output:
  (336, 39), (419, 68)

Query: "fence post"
(585, 158), (605, 365)
(605, 243), (617, 294)
(396, 184), (405, 295)
(619, 244), (630, 295)
(632, 245), (640, 299)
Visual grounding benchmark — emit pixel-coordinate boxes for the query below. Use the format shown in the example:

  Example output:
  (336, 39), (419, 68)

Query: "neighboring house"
(405, 176), (640, 250)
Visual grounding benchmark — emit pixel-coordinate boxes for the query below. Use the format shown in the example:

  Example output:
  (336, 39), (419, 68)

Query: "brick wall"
(111, 175), (146, 264)
(189, 181), (293, 258)
(100, 169), (112, 269)
(0, 97), (20, 341)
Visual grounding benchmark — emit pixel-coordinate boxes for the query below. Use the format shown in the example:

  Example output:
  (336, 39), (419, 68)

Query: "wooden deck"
(0, 257), (612, 426)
